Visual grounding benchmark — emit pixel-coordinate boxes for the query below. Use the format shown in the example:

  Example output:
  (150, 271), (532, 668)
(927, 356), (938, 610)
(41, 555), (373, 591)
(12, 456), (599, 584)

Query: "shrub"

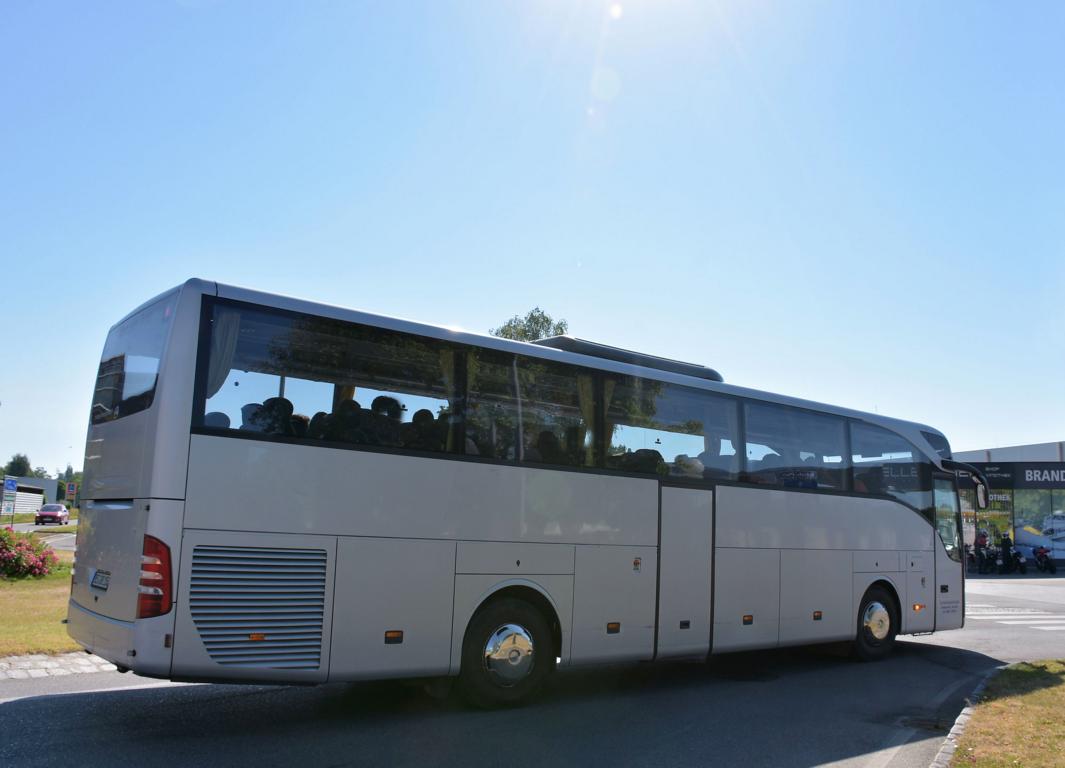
(0, 527), (59, 579)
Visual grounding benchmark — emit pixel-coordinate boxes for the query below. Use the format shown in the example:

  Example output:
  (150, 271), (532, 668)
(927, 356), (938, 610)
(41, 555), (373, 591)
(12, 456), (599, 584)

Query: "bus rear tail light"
(137, 535), (172, 619)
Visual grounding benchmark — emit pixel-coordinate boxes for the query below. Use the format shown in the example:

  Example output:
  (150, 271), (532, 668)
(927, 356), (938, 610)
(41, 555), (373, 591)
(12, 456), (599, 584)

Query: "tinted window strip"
(191, 296), (927, 503)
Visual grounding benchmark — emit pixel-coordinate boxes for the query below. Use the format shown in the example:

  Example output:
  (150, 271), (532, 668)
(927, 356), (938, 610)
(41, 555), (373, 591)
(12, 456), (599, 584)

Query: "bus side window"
(604, 377), (740, 481)
(199, 303), (460, 455)
(742, 403), (849, 491)
(464, 348), (521, 461)
(464, 350), (596, 469)
(517, 358), (595, 469)
(850, 421), (933, 520)
(314, 326), (458, 454)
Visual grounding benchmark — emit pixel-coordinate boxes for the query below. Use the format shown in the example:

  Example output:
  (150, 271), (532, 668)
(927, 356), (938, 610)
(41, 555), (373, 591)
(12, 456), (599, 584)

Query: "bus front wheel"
(458, 597), (554, 708)
(853, 586), (898, 662)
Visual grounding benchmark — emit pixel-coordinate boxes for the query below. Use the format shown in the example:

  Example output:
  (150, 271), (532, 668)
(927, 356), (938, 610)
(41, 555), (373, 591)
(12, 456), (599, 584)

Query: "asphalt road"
(1, 575), (1061, 768)
(10, 519), (78, 550)
(10, 519), (78, 533)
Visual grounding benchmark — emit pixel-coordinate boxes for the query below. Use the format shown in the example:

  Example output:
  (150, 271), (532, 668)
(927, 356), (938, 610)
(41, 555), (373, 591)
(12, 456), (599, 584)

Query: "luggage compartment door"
(330, 537), (456, 680)
(657, 486), (713, 659)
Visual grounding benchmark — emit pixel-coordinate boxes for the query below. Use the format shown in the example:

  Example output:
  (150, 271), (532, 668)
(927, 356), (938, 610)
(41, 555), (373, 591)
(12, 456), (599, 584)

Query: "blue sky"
(2, 1), (1063, 474)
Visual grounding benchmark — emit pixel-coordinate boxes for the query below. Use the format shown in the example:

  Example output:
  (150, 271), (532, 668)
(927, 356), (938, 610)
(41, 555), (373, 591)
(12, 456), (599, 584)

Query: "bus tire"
(853, 586), (898, 662)
(458, 597), (554, 708)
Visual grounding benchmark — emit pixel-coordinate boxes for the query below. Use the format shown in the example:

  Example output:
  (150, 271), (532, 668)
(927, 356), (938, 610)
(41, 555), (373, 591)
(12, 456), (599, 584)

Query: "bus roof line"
(108, 278), (217, 330)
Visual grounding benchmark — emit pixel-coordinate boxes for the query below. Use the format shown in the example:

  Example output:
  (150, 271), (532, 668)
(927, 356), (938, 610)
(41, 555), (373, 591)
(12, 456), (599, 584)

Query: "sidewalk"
(0, 652), (116, 680)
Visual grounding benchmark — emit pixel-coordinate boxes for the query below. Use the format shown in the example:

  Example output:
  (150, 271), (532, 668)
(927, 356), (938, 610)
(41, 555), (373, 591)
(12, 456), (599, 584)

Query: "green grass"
(3, 510), (78, 525)
(6, 513), (39, 524)
(37, 525), (78, 534)
(0, 549), (79, 656)
(952, 660), (1065, 767)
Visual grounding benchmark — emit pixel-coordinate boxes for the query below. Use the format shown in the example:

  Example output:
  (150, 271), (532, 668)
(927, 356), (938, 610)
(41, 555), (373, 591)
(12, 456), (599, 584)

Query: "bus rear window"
(91, 297), (174, 424)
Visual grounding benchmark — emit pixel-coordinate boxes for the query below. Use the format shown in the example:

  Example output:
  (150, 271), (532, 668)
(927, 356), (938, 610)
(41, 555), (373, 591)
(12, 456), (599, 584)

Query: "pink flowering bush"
(0, 526), (59, 578)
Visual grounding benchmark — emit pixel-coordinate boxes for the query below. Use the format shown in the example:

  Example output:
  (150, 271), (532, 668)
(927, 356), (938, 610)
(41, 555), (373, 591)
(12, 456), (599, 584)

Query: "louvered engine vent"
(189, 545), (327, 670)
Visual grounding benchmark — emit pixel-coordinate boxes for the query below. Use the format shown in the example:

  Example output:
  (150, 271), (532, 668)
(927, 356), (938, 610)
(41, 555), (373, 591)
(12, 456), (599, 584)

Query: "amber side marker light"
(813, 611), (823, 621)
(913, 604), (925, 612)
(384, 630), (404, 645)
(249, 633), (266, 642)
(606, 622), (621, 634)
(742, 615), (753, 626)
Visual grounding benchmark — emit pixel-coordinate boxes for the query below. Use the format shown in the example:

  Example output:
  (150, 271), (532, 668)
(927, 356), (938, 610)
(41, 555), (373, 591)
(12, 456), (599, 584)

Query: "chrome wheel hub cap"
(863, 601), (891, 641)
(483, 623), (534, 685)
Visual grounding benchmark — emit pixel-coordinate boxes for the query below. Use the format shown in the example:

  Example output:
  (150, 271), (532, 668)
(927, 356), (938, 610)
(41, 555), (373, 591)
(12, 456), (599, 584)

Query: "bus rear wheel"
(458, 597), (554, 708)
(853, 586), (898, 662)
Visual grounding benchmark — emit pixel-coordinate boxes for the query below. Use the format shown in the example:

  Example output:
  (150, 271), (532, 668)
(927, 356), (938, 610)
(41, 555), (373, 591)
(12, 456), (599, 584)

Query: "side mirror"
(941, 459), (990, 510)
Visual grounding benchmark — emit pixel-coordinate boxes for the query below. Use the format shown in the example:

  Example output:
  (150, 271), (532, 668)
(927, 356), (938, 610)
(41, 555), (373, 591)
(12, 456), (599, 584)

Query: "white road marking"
(964, 601), (1065, 632)
(967, 613), (1053, 619)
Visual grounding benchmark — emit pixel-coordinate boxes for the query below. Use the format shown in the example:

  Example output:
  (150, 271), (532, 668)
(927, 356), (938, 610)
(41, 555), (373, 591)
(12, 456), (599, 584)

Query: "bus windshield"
(91, 295), (175, 424)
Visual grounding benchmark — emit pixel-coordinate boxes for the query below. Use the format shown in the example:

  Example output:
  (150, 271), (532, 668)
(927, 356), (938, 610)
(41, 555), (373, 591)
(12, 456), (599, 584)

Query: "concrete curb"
(928, 665), (1007, 768)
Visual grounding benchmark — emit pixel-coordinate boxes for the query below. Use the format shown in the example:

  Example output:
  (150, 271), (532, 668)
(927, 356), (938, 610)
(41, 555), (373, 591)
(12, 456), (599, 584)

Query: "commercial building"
(954, 441), (1065, 563)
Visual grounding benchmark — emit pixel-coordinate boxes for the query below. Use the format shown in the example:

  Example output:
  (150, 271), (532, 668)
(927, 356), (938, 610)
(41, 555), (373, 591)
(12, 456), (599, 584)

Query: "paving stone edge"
(928, 665), (1008, 768)
(0, 651), (117, 679)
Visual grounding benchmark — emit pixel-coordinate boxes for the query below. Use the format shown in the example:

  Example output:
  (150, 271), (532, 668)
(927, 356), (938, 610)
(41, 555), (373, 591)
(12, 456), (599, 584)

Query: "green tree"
(31, 466), (49, 478)
(490, 307), (569, 342)
(4, 453), (31, 477)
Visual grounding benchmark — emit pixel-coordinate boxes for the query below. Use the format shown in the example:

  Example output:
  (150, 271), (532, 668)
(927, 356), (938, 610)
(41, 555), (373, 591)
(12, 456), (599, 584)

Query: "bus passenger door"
(656, 485), (713, 659)
(933, 475), (965, 630)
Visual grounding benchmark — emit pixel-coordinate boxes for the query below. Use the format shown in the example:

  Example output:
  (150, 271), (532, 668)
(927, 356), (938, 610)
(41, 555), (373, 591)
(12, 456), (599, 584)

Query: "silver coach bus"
(68, 279), (987, 706)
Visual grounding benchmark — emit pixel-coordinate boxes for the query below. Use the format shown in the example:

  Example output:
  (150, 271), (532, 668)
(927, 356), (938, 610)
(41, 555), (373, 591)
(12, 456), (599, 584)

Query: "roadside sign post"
(3, 476), (17, 524)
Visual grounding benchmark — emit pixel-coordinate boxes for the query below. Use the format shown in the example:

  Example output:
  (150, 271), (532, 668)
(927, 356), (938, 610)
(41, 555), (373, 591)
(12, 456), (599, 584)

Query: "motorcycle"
(998, 535), (1027, 575)
(978, 545), (996, 573)
(1032, 545), (1058, 574)
(976, 544), (995, 574)
(973, 530), (994, 574)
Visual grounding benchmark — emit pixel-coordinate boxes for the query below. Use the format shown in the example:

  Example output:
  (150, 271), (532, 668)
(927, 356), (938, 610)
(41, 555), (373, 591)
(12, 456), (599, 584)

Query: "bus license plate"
(91, 570), (111, 591)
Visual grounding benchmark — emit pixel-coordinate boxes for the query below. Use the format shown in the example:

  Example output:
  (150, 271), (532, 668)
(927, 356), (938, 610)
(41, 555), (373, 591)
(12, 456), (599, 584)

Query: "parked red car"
(35, 504), (70, 525)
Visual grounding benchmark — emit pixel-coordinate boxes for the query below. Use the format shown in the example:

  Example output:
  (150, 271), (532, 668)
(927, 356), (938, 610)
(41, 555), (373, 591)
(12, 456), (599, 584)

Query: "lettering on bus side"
(882, 465), (918, 479)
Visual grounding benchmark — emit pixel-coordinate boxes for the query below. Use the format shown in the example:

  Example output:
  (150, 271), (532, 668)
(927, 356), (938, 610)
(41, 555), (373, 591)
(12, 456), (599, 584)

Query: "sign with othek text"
(968, 462), (1065, 490)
